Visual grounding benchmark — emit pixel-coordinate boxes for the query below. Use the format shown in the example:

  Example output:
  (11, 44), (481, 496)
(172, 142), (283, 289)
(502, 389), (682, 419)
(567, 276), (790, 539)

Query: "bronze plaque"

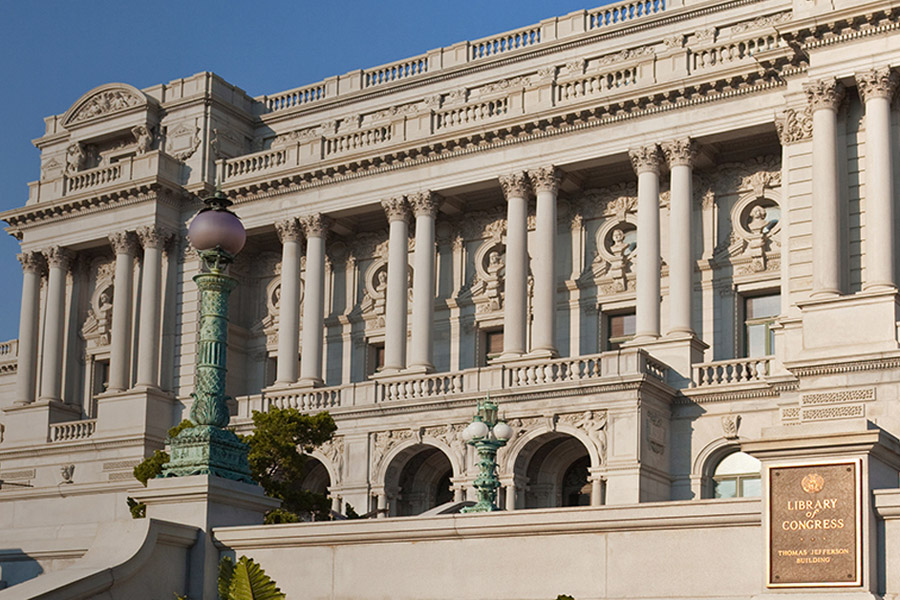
(767, 459), (862, 587)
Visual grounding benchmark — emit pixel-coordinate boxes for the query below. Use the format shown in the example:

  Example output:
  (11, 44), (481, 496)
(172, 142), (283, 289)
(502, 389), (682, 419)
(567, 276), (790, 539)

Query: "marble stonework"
(4, 0), (900, 597)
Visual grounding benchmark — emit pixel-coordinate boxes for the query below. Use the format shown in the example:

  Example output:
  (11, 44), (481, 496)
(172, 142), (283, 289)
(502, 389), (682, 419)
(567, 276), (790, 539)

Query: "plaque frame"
(764, 457), (863, 588)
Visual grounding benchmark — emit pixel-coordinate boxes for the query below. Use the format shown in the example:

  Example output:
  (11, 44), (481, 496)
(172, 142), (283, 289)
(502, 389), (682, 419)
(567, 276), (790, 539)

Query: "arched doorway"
(384, 444), (455, 516)
(512, 432), (595, 509)
(300, 457), (331, 497)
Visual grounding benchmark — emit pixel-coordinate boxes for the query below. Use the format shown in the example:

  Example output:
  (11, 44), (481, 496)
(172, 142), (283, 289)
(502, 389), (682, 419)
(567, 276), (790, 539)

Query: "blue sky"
(0, 0), (610, 341)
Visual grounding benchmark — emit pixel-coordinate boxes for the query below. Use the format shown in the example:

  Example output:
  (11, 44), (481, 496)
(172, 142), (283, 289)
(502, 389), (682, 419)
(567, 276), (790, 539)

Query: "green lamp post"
(460, 397), (513, 513)
(161, 191), (253, 483)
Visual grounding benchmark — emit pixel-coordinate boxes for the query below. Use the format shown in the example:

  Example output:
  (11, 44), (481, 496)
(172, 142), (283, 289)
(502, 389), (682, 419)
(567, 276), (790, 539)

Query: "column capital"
(528, 166), (562, 194)
(43, 246), (73, 271)
(856, 67), (899, 103)
(108, 230), (138, 255)
(499, 172), (531, 200)
(136, 225), (174, 250)
(804, 77), (845, 112)
(17, 250), (45, 274)
(299, 213), (333, 239)
(629, 145), (663, 175)
(275, 217), (304, 243)
(661, 138), (697, 168)
(381, 197), (410, 222)
(409, 191), (440, 218)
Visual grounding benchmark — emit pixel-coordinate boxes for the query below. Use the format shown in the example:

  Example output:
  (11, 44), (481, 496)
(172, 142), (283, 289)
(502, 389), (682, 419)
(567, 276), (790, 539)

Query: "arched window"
(712, 451), (761, 498)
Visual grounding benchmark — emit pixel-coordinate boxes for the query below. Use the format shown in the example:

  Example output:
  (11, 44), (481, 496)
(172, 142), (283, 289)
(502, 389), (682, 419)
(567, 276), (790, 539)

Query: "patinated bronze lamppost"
(461, 397), (513, 512)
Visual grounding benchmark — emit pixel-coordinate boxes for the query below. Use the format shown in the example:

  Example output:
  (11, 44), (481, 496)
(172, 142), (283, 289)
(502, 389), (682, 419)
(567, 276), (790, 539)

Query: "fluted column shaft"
(409, 192), (439, 372)
(135, 226), (171, 388)
(630, 146), (663, 340)
(500, 174), (530, 357)
(275, 219), (303, 385)
(858, 68), (899, 290)
(530, 167), (561, 357)
(39, 246), (72, 402)
(15, 251), (43, 405)
(299, 214), (331, 386)
(382, 198), (411, 372)
(662, 139), (696, 335)
(806, 78), (845, 297)
(108, 232), (137, 392)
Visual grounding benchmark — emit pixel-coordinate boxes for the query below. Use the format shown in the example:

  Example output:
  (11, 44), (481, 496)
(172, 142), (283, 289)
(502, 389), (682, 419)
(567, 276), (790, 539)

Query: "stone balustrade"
(238, 348), (670, 418)
(49, 419), (97, 442)
(588, 0), (667, 30)
(691, 356), (771, 388)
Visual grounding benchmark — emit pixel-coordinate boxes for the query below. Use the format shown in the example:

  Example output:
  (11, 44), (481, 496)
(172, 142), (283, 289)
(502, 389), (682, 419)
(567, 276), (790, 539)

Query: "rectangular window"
(606, 311), (636, 350)
(368, 343), (385, 375)
(92, 359), (109, 397)
(743, 293), (779, 357)
(480, 328), (504, 365)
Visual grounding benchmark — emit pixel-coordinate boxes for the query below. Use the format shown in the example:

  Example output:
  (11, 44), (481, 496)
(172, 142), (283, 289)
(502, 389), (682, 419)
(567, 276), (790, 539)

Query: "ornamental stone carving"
(721, 414), (741, 439)
(561, 410), (608, 462)
(44, 246), (73, 270)
(275, 218), (304, 243)
(856, 67), (899, 102)
(371, 429), (416, 472)
(319, 437), (345, 484)
(381, 197), (410, 222)
(803, 78), (845, 112)
(775, 108), (813, 145)
(628, 145), (663, 175)
(108, 231), (138, 255)
(65, 143), (87, 173)
(299, 213), (332, 239)
(18, 251), (44, 274)
(67, 89), (142, 125)
(661, 138), (697, 167)
(409, 191), (440, 218)
(499, 172), (530, 199)
(422, 423), (467, 462)
(131, 125), (154, 154)
(136, 225), (174, 250)
(528, 166), (561, 194)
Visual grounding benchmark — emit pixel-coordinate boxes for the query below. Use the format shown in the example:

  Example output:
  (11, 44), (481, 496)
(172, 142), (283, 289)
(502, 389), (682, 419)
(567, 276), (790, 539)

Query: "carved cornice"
(136, 225), (174, 250)
(381, 197), (410, 222)
(17, 250), (45, 274)
(43, 246), (73, 270)
(108, 231), (138, 256)
(856, 67), (899, 103)
(299, 213), (333, 239)
(498, 172), (531, 200)
(275, 217), (304, 243)
(528, 166), (561, 194)
(661, 138), (697, 168)
(629, 145), (663, 175)
(775, 108), (812, 145)
(409, 191), (440, 218)
(803, 78), (844, 112)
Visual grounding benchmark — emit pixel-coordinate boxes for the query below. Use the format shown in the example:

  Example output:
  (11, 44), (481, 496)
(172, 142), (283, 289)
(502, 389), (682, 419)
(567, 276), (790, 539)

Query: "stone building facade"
(3, 0), (900, 597)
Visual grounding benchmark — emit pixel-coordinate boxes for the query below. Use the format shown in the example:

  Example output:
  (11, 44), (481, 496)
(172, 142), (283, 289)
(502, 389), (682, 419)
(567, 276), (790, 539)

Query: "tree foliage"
(241, 409), (336, 522)
(218, 555), (285, 600)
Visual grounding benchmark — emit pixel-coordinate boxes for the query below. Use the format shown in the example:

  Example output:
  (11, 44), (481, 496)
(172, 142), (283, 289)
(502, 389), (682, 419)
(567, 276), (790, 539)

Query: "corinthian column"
(629, 145), (663, 341)
(15, 251), (43, 405)
(499, 173), (530, 358)
(382, 197), (411, 373)
(529, 166), (561, 357)
(135, 225), (172, 389)
(857, 68), (899, 291)
(39, 246), (73, 402)
(661, 138), (697, 336)
(805, 78), (845, 298)
(409, 191), (440, 372)
(107, 231), (137, 392)
(275, 218), (303, 386)
(299, 213), (331, 386)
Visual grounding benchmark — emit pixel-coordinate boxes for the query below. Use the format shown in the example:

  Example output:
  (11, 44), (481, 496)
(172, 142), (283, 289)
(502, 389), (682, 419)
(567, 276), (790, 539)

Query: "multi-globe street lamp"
(460, 398), (513, 513)
(162, 191), (253, 483)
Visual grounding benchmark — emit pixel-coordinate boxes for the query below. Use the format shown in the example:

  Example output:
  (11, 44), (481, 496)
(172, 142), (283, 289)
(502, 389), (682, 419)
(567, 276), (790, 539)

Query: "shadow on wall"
(0, 551), (44, 589)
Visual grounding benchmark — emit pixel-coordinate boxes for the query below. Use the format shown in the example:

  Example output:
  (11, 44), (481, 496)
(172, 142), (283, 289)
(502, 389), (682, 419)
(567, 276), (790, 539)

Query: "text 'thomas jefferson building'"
(3, 0), (900, 598)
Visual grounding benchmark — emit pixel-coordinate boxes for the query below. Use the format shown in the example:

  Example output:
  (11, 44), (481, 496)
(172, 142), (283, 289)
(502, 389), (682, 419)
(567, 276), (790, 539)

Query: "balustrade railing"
(223, 148), (290, 179)
(65, 164), (123, 194)
(263, 387), (342, 412)
(692, 357), (771, 388)
(324, 125), (393, 157)
(377, 373), (464, 403)
(435, 97), (510, 130)
(49, 419), (97, 442)
(262, 83), (327, 112)
(470, 24), (542, 61)
(691, 34), (780, 71)
(503, 355), (604, 388)
(588, 0), (666, 30)
(364, 55), (429, 88)
(0, 339), (18, 357)
(556, 66), (639, 103)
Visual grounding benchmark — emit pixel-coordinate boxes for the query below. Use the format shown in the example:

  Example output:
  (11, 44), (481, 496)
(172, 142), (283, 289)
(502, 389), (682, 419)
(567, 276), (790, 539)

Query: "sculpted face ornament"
(801, 473), (825, 494)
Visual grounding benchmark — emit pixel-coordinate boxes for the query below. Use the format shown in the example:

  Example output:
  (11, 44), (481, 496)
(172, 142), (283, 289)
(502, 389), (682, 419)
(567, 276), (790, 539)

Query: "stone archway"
(511, 432), (595, 509)
(384, 444), (455, 516)
(300, 457), (331, 497)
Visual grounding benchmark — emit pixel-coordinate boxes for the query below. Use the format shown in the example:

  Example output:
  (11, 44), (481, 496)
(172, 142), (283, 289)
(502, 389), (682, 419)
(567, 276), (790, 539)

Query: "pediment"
(62, 83), (149, 128)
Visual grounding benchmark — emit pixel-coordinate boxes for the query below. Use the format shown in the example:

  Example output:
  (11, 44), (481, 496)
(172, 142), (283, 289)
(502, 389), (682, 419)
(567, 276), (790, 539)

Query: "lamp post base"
(162, 425), (253, 483)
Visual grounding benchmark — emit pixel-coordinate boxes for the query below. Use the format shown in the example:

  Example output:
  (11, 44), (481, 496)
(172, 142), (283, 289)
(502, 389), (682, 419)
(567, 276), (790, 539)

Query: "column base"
(494, 351), (526, 363)
(862, 282), (897, 293)
(527, 347), (558, 360)
(296, 377), (323, 389)
(809, 288), (841, 299)
(405, 363), (434, 374)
